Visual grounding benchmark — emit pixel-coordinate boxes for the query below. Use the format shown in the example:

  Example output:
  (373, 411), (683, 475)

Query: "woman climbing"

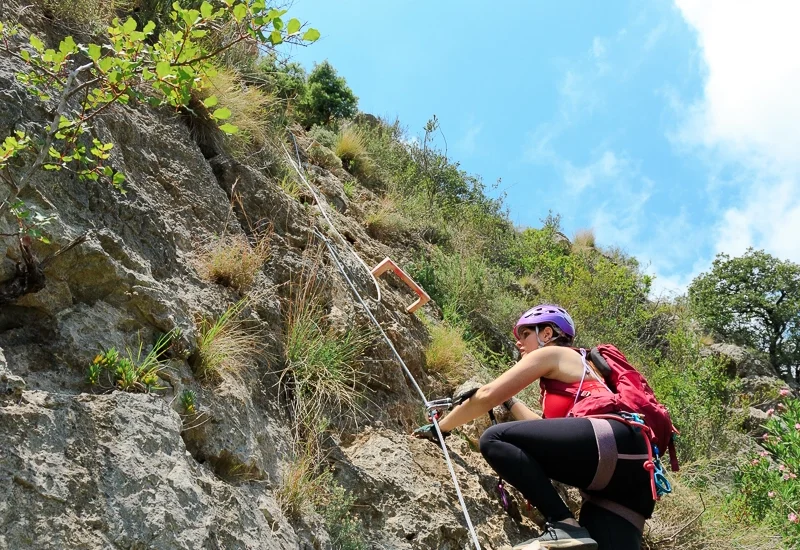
(413, 304), (655, 550)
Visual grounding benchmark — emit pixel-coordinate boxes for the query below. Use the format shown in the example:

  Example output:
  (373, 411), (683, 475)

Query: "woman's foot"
(511, 521), (598, 549)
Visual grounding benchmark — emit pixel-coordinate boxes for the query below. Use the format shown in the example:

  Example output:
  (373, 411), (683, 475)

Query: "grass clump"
(277, 424), (367, 549)
(196, 299), (262, 383)
(87, 330), (176, 393)
(425, 322), (470, 381)
(194, 230), (271, 293)
(335, 126), (373, 180)
(284, 302), (372, 426)
(279, 175), (302, 199)
(364, 196), (412, 240)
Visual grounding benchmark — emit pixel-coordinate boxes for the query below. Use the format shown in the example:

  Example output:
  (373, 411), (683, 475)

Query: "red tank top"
(540, 378), (611, 419)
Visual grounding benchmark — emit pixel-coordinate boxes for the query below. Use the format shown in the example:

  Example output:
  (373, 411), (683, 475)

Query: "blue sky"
(285, 1), (800, 296)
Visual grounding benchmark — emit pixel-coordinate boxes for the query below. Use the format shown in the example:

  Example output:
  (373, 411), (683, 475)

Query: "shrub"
(249, 54), (307, 102)
(87, 330), (176, 393)
(308, 125), (338, 150)
(296, 61), (358, 128)
(306, 143), (343, 171)
(425, 321), (470, 381)
(196, 299), (262, 383)
(194, 231), (271, 293)
(727, 396), (800, 547)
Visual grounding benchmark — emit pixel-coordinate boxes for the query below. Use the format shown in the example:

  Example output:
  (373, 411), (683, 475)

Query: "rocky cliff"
(0, 11), (543, 549)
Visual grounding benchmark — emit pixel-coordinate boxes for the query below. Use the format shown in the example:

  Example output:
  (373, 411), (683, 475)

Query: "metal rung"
(371, 257), (431, 313)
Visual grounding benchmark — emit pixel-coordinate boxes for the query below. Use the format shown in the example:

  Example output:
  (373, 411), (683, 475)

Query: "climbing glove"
(412, 423), (450, 443)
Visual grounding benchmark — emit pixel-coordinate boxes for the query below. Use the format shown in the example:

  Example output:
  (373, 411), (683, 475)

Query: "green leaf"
(155, 61), (171, 78)
(59, 36), (76, 55)
(87, 43), (102, 61)
(143, 21), (156, 35)
(270, 30), (282, 45)
(98, 57), (113, 72)
(19, 50), (30, 62)
(112, 171), (126, 189)
(123, 17), (137, 34)
(218, 123), (238, 134)
(232, 3), (247, 22)
(203, 95), (218, 108)
(212, 107), (231, 120)
(200, 1), (213, 18)
(272, 17), (283, 31)
(302, 28), (320, 42)
(29, 34), (44, 52)
(287, 18), (301, 35)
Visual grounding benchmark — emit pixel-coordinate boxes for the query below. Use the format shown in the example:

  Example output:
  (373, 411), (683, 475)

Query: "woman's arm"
(507, 399), (542, 420)
(437, 346), (563, 432)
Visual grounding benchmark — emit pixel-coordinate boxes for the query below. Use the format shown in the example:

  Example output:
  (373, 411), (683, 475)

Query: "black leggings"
(479, 417), (655, 550)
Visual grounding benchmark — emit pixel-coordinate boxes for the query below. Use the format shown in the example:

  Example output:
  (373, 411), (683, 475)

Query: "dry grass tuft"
(38, 0), (131, 29)
(364, 195), (412, 240)
(195, 298), (263, 383)
(643, 480), (779, 550)
(335, 126), (373, 179)
(276, 418), (332, 518)
(200, 69), (277, 157)
(573, 228), (596, 250)
(425, 322), (470, 381)
(194, 230), (271, 293)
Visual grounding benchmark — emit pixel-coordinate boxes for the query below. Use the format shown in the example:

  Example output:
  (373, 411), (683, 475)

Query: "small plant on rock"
(87, 330), (176, 393)
(180, 389), (197, 415)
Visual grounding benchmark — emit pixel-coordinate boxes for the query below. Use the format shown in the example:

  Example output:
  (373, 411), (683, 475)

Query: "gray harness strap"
(584, 417), (651, 532)
(581, 492), (647, 533)
(587, 418), (617, 491)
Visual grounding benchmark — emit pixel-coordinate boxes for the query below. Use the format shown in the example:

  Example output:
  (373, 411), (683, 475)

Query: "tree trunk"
(0, 236), (46, 306)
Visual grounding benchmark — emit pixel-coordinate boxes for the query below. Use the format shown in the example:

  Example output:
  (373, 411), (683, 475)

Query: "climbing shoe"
(509, 521), (598, 549)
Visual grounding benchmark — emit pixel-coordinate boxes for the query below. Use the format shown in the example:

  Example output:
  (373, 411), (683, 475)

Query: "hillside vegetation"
(0, 1), (798, 549)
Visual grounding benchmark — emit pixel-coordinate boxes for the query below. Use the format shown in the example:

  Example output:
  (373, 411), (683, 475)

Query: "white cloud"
(456, 123), (482, 155)
(563, 150), (622, 192)
(674, 0), (800, 263)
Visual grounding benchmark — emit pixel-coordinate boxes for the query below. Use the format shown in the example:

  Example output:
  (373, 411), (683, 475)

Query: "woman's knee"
(479, 424), (505, 460)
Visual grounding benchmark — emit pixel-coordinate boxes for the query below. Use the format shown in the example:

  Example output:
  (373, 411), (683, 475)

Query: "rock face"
(0, 13), (545, 550)
(700, 343), (779, 379)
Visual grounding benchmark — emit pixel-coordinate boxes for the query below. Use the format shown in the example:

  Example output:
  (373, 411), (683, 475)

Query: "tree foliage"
(296, 61), (358, 128)
(689, 248), (800, 381)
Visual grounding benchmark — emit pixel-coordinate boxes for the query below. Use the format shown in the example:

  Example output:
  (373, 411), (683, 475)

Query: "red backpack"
(545, 344), (680, 473)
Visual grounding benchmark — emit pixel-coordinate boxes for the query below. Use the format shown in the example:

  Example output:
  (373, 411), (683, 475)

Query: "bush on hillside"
(296, 61), (358, 128)
(727, 395), (800, 548)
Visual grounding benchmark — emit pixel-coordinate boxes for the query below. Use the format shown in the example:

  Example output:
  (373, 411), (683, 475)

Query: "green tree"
(688, 248), (800, 382)
(296, 61), (358, 127)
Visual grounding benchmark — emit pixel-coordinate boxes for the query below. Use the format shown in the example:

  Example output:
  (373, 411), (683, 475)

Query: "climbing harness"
(283, 135), (482, 550)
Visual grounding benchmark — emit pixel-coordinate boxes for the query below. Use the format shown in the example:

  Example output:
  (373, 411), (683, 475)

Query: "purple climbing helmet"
(512, 304), (576, 340)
